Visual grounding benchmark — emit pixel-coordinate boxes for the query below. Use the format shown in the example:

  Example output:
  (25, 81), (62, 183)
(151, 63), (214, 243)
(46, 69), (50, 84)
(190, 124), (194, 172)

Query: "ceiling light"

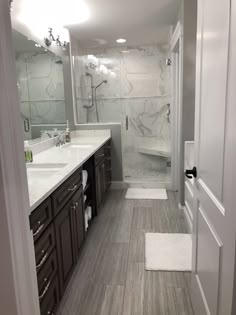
(121, 50), (130, 53)
(16, 0), (89, 38)
(116, 38), (126, 43)
(35, 43), (41, 47)
(62, 0), (90, 25)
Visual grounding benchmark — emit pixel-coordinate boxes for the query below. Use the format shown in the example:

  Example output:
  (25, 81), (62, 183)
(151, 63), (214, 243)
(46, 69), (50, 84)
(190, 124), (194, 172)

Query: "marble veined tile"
(30, 101), (66, 124)
(73, 44), (172, 182)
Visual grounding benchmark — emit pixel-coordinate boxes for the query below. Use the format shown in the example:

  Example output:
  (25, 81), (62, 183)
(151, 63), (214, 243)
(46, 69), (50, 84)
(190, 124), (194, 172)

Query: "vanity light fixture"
(116, 38), (126, 43)
(44, 28), (68, 50)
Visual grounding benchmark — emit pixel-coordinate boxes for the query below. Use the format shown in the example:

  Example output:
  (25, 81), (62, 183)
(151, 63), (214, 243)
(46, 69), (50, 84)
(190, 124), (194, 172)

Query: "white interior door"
(191, 0), (236, 314)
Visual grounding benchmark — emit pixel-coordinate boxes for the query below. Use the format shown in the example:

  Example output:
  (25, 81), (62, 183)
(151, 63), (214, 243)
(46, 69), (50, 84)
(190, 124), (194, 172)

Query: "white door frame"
(0, 1), (40, 314)
(170, 22), (183, 192)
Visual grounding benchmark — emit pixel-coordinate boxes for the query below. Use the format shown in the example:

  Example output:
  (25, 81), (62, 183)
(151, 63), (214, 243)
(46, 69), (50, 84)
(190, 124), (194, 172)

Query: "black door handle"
(185, 167), (197, 179)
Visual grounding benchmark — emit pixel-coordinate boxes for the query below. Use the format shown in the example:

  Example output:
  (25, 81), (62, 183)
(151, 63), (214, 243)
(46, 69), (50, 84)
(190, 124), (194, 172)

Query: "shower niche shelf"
(137, 142), (171, 158)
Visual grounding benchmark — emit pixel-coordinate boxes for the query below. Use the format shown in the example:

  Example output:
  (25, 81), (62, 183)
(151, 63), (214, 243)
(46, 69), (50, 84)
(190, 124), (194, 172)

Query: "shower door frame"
(170, 22), (183, 192)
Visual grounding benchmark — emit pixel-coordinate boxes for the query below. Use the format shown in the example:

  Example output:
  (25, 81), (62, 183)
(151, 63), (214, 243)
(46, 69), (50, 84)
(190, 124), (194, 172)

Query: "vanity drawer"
(52, 167), (82, 217)
(40, 275), (60, 315)
(35, 224), (55, 274)
(30, 198), (53, 243)
(38, 250), (57, 297)
(95, 147), (105, 165)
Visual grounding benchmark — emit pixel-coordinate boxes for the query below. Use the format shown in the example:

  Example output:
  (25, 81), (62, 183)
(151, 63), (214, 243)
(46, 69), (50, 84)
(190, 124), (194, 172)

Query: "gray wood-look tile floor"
(57, 190), (194, 315)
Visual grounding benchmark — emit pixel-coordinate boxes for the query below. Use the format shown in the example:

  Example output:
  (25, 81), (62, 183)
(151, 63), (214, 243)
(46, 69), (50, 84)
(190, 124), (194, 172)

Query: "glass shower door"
(122, 98), (171, 186)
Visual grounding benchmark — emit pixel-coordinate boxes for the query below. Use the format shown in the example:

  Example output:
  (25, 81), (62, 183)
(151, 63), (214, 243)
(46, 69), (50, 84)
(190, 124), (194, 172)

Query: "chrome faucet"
(55, 132), (66, 147)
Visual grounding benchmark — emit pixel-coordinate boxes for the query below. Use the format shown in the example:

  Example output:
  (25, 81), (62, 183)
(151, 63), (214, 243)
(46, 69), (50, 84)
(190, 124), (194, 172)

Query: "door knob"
(185, 166), (197, 179)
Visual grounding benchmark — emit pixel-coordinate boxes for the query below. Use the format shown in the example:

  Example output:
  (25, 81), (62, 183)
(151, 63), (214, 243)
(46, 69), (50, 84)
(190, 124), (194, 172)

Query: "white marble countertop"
(27, 131), (111, 213)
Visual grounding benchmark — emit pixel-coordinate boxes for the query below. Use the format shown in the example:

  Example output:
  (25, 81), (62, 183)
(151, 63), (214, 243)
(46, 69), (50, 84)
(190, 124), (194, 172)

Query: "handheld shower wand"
(95, 80), (108, 122)
(95, 80), (108, 89)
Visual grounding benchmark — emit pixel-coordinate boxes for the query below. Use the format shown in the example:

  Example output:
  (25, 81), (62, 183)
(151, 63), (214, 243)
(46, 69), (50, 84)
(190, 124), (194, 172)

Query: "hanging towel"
(82, 170), (88, 189)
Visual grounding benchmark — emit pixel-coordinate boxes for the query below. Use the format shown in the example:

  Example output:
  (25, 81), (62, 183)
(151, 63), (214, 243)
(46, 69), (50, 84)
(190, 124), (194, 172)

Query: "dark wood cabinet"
(35, 224), (55, 274)
(95, 140), (112, 212)
(30, 141), (112, 314)
(29, 198), (53, 243)
(37, 250), (57, 296)
(52, 168), (82, 217)
(104, 141), (112, 191)
(71, 187), (85, 262)
(95, 159), (106, 211)
(40, 275), (60, 315)
(54, 200), (75, 295)
(54, 185), (84, 295)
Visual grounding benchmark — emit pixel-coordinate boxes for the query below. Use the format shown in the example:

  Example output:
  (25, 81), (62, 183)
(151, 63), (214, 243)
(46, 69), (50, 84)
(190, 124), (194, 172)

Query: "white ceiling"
(67, 0), (180, 49)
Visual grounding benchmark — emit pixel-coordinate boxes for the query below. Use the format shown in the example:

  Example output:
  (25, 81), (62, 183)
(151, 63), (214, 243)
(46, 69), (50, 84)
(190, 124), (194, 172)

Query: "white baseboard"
(191, 274), (209, 315)
(179, 203), (193, 233)
(111, 181), (127, 189)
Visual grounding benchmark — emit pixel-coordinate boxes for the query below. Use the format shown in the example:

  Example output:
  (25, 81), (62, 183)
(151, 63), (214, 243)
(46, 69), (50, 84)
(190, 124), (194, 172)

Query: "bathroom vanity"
(28, 132), (112, 314)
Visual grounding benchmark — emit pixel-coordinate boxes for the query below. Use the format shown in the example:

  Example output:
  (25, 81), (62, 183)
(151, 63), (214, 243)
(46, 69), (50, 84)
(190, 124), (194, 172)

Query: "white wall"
(0, 1), (40, 314)
(176, 0), (197, 204)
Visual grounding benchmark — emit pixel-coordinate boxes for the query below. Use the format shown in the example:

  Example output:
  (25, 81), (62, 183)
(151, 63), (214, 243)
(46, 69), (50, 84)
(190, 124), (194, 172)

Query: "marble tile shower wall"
(16, 52), (66, 138)
(74, 45), (171, 183)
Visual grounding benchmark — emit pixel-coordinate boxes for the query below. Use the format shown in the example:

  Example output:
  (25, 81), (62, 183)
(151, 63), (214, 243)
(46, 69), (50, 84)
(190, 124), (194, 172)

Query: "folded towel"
(82, 170), (88, 189)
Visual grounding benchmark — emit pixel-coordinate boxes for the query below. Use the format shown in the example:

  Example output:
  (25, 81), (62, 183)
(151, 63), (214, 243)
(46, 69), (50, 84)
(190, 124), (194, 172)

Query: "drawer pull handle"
(39, 279), (51, 301)
(71, 201), (79, 210)
(98, 154), (104, 157)
(36, 252), (48, 269)
(68, 184), (78, 192)
(33, 222), (45, 237)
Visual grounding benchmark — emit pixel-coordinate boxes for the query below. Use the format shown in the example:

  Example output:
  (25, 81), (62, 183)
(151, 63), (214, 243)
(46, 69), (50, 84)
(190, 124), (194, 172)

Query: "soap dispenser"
(24, 141), (33, 163)
(65, 120), (71, 143)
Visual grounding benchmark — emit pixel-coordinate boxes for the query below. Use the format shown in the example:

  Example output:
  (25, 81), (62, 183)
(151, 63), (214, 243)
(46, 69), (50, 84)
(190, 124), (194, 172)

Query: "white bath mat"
(125, 188), (167, 200)
(145, 233), (192, 271)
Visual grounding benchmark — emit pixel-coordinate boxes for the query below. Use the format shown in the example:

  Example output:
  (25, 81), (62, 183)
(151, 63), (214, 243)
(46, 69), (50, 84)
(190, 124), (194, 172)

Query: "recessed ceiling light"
(116, 38), (126, 43)
(121, 50), (130, 53)
(35, 43), (41, 47)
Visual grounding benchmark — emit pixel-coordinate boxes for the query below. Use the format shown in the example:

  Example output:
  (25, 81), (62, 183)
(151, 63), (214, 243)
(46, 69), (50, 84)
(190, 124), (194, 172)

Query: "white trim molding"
(179, 203), (193, 233)
(170, 21), (183, 193)
(0, 2), (40, 314)
(170, 22), (183, 52)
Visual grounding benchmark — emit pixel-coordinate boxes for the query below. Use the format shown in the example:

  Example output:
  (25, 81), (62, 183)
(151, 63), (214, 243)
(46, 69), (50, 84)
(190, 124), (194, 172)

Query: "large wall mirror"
(12, 30), (66, 141)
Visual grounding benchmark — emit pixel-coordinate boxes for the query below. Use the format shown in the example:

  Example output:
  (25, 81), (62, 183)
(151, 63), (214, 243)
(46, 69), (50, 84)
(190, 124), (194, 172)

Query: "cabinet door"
(54, 203), (75, 295)
(95, 160), (106, 211)
(100, 160), (106, 201)
(95, 163), (102, 211)
(71, 188), (85, 261)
